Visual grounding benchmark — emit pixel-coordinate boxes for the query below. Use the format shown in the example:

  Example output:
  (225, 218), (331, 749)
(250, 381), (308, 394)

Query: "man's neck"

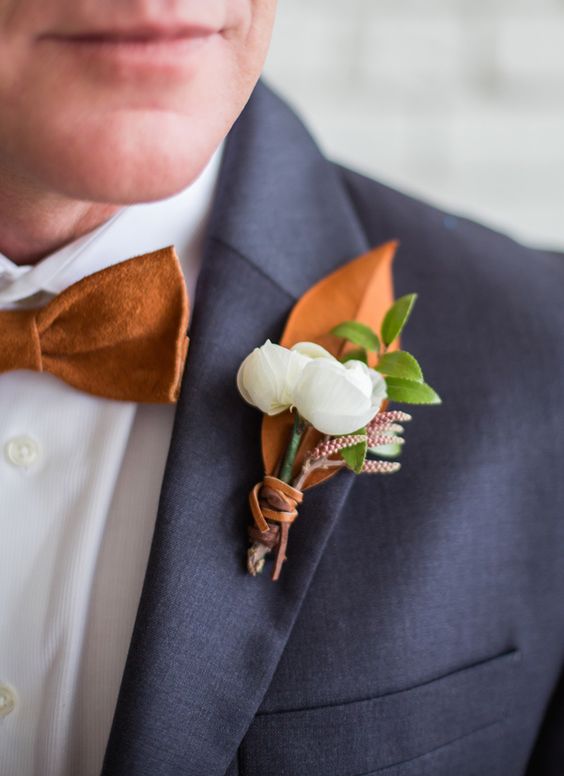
(0, 174), (120, 266)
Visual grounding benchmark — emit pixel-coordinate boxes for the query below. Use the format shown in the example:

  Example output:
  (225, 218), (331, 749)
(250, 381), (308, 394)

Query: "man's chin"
(23, 113), (228, 205)
(77, 157), (216, 206)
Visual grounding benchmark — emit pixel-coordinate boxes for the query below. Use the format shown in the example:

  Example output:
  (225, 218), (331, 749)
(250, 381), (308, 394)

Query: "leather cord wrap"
(248, 476), (304, 580)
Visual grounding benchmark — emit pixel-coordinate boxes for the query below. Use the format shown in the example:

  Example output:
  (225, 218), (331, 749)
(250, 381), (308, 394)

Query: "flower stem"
(279, 412), (305, 484)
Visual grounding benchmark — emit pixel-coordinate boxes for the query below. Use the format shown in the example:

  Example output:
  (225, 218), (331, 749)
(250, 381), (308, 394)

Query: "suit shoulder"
(335, 162), (564, 278)
(333, 163), (564, 356)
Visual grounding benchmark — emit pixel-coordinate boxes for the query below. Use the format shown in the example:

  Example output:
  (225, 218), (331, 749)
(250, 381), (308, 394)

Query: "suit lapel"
(101, 81), (372, 776)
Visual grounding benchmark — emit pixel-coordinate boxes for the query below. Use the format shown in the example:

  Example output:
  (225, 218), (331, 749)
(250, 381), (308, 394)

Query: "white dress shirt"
(0, 145), (223, 776)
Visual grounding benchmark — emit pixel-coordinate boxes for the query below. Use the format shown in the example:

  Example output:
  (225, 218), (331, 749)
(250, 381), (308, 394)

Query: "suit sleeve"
(526, 665), (564, 774)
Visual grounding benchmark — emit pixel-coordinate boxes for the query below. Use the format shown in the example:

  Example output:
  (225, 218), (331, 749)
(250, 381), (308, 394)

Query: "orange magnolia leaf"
(261, 240), (399, 489)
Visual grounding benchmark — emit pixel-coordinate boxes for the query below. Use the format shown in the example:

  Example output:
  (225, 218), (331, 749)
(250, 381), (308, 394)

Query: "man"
(0, 2), (562, 775)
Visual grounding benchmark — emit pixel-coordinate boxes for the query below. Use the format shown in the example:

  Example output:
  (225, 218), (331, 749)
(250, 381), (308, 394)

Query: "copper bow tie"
(0, 246), (189, 403)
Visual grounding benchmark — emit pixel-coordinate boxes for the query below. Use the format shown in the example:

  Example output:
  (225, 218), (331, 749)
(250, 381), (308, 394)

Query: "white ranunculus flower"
(292, 354), (387, 436)
(290, 342), (336, 360)
(237, 338), (387, 434)
(236, 339), (310, 415)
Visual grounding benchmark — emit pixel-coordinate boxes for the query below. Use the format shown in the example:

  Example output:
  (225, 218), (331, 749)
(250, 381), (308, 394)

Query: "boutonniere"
(237, 241), (441, 580)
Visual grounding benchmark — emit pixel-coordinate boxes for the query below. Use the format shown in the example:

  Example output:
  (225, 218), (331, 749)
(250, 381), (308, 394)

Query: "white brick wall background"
(264, 0), (564, 250)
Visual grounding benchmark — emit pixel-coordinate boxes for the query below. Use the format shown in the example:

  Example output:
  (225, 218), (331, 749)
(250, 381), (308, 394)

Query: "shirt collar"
(0, 142), (223, 307)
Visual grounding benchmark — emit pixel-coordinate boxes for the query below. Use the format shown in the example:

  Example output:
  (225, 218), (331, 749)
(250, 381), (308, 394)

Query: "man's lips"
(36, 23), (222, 77)
(41, 24), (219, 44)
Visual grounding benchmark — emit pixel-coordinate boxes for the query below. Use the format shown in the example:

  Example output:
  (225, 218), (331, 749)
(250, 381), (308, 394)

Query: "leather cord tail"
(247, 476), (304, 580)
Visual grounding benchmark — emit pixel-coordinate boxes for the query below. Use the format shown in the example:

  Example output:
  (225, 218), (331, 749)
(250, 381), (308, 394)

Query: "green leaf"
(341, 348), (368, 365)
(381, 294), (417, 347)
(376, 351), (423, 382)
(331, 321), (380, 353)
(339, 427), (368, 474)
(368, 443), (403, 459)
(385, 377), (442, 405)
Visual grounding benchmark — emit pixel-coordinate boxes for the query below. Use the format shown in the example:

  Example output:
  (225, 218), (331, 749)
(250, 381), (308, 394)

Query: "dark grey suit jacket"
(100, 81), (564, 776)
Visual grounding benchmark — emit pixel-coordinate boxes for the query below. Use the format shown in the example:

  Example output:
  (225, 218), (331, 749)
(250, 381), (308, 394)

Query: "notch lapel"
(101, 81), (374, 776)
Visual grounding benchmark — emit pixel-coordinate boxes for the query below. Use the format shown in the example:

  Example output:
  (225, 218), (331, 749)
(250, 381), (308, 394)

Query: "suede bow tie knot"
(0, 246), (189, 403)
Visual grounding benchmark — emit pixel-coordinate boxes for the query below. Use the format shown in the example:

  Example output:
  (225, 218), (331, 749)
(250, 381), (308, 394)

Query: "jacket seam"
(351, 718), (504, 776)
(255, 647), (520, 717)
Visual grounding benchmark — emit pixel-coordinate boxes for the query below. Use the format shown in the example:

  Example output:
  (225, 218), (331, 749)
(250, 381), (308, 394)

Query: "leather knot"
(247, 476), (304, 580)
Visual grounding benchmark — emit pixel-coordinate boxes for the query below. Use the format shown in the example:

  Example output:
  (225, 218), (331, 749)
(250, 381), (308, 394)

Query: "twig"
(293, 457), (345, 490)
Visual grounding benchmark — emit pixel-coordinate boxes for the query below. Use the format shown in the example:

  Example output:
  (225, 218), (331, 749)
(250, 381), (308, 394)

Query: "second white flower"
(292, 347), (387, 435)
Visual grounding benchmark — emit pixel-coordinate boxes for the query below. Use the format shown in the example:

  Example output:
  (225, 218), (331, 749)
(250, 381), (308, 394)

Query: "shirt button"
(5, 436), (41, 468)
(0, 684), (17, 717)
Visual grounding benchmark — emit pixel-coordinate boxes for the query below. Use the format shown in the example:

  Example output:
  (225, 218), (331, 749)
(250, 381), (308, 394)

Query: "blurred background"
(264, 0), (564, 250)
